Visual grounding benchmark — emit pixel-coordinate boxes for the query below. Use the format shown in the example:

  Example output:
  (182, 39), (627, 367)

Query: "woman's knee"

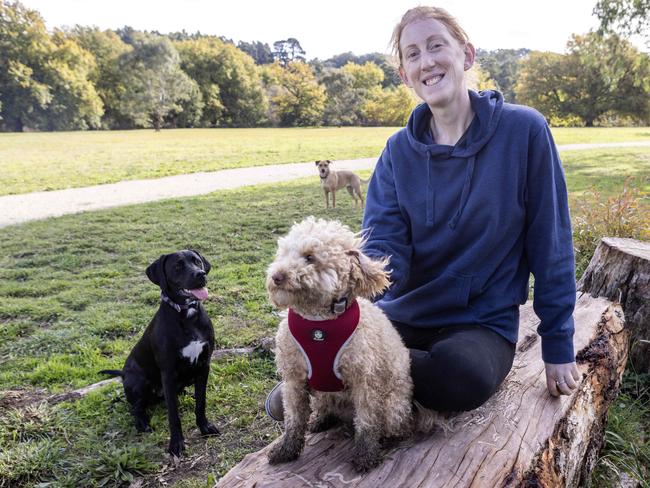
(411, 350), (499, 412)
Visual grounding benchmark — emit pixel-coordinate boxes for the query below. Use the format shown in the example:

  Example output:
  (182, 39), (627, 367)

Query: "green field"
(0, 131), (648, 486)
(0, 126), (648, 196)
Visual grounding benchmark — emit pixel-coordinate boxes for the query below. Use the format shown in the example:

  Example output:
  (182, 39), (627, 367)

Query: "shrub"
(573, 177), (649, 278)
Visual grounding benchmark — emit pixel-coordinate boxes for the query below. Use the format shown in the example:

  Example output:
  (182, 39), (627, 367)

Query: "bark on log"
(578, 237), (650, 371)
(216, 294), (628, 488)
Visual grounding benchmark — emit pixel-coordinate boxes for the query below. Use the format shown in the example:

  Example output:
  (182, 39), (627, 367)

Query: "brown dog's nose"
(272, 272), (286, 285)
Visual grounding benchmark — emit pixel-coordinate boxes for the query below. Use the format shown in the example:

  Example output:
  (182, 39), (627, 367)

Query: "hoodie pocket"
(391, 271), (473, 315)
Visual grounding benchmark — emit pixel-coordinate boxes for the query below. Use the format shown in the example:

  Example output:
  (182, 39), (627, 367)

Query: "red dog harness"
(288, 300), (360, 392)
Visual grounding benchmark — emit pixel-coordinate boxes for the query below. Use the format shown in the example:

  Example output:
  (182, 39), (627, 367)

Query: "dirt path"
(1, 141), (648, 228)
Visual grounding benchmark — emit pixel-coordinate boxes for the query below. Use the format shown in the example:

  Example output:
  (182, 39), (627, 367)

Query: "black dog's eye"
(193, 257), (201, 266)
(304, 254), (315, 263)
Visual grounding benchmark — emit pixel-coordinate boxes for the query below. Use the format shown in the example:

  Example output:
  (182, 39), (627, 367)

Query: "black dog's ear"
(146, 254), (168, 290)
(191, 250), (211, 274)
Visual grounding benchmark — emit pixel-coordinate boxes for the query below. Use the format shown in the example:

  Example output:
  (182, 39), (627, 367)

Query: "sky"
(18, 0), (631, 59)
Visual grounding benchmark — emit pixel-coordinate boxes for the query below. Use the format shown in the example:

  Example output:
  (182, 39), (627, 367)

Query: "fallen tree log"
(578, 237), (650, 372)
(216, 293), (628, 488)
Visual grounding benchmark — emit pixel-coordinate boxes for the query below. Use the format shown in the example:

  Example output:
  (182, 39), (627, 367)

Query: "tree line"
(0, 0), (648, 132)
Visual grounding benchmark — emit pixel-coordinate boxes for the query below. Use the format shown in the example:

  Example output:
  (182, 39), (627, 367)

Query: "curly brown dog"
(265, 217), (442, 472)
(315, 160), (368, 208)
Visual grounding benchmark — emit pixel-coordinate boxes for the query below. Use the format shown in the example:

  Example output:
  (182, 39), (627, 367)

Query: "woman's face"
(398, 18), (474, 110)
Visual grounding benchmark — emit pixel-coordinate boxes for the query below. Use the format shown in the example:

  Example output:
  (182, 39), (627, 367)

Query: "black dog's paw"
(168, 438), (186, 457)
(308, 414), (340, 433)
(199, 422), (220, 437)
(351, 438), (383, 472)
(135, 419), (153, 433)
(267, 436), (303, 465)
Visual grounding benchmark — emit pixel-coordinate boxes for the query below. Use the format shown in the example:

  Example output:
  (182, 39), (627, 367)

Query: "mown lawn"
(0, 176), (368, 487)
(0, 126), (648, 196)
(0, 143), (648, 486)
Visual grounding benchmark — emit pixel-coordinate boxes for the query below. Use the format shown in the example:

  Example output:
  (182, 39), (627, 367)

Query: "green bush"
(573, 177), (649, 278)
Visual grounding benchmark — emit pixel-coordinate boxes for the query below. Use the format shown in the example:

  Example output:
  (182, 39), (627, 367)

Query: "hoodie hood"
(406, 90), (504, 158)
(405, 90), (504, 229)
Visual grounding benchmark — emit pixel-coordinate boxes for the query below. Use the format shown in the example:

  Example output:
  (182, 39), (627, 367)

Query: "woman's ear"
(398, 65), (412, 87)
(347, 250), (391, 299)
(463, 42), (476, 71)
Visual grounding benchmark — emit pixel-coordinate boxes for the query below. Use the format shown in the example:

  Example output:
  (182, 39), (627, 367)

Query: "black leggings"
(392, 322), (516, 412)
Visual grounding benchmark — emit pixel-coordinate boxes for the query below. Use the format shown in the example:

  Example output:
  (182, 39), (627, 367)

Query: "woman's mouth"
(423, 74), (444, 86)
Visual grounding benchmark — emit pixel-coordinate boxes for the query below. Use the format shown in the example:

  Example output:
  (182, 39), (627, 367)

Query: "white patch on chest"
(181, 340), (206, 364)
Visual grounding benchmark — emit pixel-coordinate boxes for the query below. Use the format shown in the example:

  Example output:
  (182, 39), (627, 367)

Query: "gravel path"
(1, 141), (649, 228)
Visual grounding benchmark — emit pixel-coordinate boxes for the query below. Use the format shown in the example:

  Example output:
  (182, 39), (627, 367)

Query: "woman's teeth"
(424, 75), (443, 86)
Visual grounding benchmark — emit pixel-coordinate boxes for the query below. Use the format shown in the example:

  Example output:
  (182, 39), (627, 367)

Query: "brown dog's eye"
(304, 254), (315, 264)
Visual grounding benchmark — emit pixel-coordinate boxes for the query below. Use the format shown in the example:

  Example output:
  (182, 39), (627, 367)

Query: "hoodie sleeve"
(362, 145), (413, 300)
(525, 123), (576, 364)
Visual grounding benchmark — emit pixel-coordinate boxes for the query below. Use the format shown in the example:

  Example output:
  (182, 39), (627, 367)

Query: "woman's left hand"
(544, 362), (581, 397)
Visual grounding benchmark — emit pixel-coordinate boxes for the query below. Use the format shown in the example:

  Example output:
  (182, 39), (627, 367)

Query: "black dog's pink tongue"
(189, 287), (208, 300)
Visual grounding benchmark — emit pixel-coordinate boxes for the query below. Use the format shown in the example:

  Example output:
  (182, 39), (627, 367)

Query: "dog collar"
(288, 300), (360, 392)
(160, 292), (198, 314)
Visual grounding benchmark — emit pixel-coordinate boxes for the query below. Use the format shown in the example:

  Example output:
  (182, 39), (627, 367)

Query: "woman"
(361, 6), (581, 412)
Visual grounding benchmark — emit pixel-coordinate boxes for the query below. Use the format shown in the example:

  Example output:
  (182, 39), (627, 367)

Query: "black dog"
(101, 250), (219, 456)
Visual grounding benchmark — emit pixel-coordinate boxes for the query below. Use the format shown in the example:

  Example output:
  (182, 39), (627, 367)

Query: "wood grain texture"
(216, 294), (628, 488)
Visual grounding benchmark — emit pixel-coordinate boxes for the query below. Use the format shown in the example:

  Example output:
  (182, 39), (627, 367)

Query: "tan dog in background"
(315, 160), (368, 208)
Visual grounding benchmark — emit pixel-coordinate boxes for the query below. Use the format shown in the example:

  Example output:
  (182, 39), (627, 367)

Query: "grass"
(0, 136), (648, 485)
(0, 126), (648, 196)
(0, 176), (367, 487)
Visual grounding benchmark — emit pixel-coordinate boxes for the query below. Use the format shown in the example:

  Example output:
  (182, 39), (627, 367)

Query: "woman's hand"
(544, 362), (581, 397)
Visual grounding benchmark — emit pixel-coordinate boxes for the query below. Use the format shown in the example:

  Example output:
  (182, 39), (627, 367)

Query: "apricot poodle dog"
(265, 217), (441, 472)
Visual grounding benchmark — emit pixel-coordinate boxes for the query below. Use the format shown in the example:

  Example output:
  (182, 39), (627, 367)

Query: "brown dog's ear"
(190, 249), (211, 274)
(146, 254), (169, 290)
(315, 160), (320, 165)
(347, 250), (390, 299)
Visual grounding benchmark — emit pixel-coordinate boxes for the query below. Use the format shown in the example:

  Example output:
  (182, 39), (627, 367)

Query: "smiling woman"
(360, 5), (581, 414)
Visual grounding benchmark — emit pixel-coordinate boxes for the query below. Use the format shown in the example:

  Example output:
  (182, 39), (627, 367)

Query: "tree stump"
(216, 293), (628, 487)
(578, 237), (650, 371)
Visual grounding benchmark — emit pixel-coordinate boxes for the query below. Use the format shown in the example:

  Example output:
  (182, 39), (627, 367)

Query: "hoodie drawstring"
(426, 152), (435, 226)
(448, 155), (476, 230)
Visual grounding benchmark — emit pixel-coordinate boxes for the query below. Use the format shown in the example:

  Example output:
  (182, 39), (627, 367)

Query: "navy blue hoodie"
(362, 90), (576, 364)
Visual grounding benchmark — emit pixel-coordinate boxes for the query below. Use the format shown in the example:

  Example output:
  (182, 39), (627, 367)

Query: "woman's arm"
(362, 145), (413, 300)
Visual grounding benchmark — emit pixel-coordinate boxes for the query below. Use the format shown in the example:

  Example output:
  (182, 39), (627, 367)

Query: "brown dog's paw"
(351, 437), (383, 472)
(267, 435), (303, 464)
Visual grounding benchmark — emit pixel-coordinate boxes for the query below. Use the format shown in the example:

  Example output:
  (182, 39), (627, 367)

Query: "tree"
(176, 36), (267, 127)
(562, 32), (649, 125)
(116, 33), (195, 130)
(341, 61), (385, 90)
(272, 38), (306, 66)
(0, 1), (102, 131)
(475, 48), (529, 103)
(319, 68), (362, 126)
(594, 0), (650, 40)
(515, 33), (650, 126)
(68, 26), (131, 128)
(514, 51), (570, 123)
(237, 40), (274, 65)
(43, 31), (103, 130)
(361, 85), (417, 126)
(263, 61), (325, 126)
(323, 52), (401, 87)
